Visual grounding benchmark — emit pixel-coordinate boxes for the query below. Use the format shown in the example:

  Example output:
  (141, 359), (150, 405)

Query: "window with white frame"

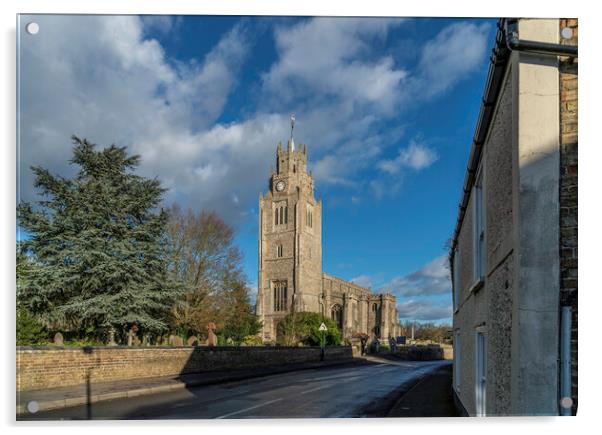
(453, 249), (460, 310)
(475, 331), (487, 416)
(454, 331), (461, 392)
(277, 244), (283, 258)
(473, 169), (485, 282)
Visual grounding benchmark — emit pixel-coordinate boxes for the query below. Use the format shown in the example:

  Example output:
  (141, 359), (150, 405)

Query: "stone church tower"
(257, 117), (401, 343)
(257, 129), (323, 341)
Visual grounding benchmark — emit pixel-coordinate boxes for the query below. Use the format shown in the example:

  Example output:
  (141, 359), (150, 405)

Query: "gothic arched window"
(331, 304), (343, 330)
(273, 281), (288, 312)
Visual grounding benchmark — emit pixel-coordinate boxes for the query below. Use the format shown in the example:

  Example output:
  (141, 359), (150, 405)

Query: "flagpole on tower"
(290, 114), (296, 151)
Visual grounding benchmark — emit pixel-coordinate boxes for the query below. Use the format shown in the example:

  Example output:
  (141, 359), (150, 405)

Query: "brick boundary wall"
(16, 345), (353, 392)
(559, 17), (578, 415)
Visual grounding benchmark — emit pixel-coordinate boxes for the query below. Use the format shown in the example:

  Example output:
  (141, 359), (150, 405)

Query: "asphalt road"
(21, 358), (449, 420)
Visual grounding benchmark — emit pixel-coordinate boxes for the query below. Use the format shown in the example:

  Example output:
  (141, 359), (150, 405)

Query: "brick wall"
(16, 345), (352, 392)
(559, 18), (578, 415)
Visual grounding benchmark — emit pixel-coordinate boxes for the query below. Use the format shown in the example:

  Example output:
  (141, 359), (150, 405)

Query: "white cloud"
(264, 18), (407, 114)
(140, 15), (182, 35)
(350, 275), (373, 289)
(19, 15), (259, 221)
(312, 154), (358, 187)
(378, 140), (438, 175)
(382, 255), (450, 297)
(261, 19), (487, 191)
(18, 16), (491, 227)
(396, 299), (452, 322)
(416, 22), (491, 98)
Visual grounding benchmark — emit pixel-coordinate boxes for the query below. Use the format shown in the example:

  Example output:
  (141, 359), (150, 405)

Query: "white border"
(2, 1), (599, 434)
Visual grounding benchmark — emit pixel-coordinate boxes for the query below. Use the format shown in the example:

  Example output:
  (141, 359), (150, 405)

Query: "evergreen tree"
(16, 249), (48, 345)
(16, 306), (48, 345)
(17, 136), (184, 340)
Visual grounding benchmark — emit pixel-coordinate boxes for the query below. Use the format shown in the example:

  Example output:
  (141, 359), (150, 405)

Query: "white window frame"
(472, 166), (485, 283)
(453, 249), (460, 310)
(475, 330), (487, 416)
(454, 331), (461, 393)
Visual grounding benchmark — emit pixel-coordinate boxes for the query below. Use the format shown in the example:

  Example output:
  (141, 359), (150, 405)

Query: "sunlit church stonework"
(256, 119), (401, 342)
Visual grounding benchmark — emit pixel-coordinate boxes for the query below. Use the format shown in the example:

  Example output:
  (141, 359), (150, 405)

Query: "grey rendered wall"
(484, 70), (514, 416)
(510, 19), (560, 416)
(454, 56), (515, 417)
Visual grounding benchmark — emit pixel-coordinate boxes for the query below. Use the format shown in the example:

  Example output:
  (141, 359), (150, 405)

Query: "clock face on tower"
(275, 180), (286, 192)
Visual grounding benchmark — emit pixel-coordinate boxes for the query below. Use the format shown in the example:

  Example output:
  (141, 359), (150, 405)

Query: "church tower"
(257, 116), (323, 342)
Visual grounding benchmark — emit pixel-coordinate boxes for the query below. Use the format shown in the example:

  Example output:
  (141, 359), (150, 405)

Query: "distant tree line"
(398, 321), (452, 344)
(16, 136), (260, 346)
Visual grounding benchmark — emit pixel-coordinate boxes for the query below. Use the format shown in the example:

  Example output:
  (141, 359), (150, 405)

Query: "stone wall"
(559, 17), (578, 415)
(16, 345), (353, 392)
(394, 345), (444, 361)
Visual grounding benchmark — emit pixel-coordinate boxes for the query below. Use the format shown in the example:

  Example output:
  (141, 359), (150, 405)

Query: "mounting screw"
(25, 22), (39, 35)
(561, 27), (573, 40)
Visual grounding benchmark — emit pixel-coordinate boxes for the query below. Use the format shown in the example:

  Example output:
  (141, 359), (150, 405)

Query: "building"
(256, 128), (401, 343)
(450, 18), (577, 416)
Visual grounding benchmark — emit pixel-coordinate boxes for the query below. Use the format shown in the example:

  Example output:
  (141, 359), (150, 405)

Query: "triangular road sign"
(319, 322), (328, 331)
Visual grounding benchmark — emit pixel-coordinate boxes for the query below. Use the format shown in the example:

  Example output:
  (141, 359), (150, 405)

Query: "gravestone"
(187, 336), (199, 346)
(127, 325), (139, 346)
(108, 327), (117, 346)
(206, 322), (217, 347)
(169, 335), (184, 346)
(53, 332), (64, 346)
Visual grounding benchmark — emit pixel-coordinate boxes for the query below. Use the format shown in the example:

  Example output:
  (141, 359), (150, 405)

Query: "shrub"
(277, 312), (341, 346)
(16, 306), (48, 345)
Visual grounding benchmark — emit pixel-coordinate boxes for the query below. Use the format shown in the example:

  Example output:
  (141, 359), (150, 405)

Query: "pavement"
(17, 355), (450, 420)
(387, 362), (459, 417)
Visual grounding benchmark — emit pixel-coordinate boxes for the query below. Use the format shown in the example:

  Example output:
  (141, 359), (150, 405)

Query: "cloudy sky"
(17, 15), (496, 324)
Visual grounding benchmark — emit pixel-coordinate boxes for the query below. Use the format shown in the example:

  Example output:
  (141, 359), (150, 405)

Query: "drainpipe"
(504, 19), (578, 58)
(559, 306), (573, 415)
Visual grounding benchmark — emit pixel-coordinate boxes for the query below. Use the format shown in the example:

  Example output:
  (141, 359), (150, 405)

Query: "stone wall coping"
(17, 345), (351, 351)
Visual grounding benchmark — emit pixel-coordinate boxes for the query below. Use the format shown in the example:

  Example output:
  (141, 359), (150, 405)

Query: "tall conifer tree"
(18, 136), (184, 340)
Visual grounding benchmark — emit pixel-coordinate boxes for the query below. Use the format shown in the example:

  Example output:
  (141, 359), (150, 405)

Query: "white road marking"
(214, 398), (283, 419)
(299, 384), (333, 395)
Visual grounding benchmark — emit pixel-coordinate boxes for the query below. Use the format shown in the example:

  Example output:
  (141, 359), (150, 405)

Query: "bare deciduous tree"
(166, 204), (254, 339)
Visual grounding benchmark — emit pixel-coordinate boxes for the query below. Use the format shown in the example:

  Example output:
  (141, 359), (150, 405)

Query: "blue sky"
(18, 15), (497, 324)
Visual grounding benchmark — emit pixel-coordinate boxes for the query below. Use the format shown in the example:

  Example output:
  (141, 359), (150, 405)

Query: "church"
(256, 119), (401, 343)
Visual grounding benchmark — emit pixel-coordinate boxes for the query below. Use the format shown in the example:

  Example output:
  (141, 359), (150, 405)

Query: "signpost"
(319, 322), (327, 361)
